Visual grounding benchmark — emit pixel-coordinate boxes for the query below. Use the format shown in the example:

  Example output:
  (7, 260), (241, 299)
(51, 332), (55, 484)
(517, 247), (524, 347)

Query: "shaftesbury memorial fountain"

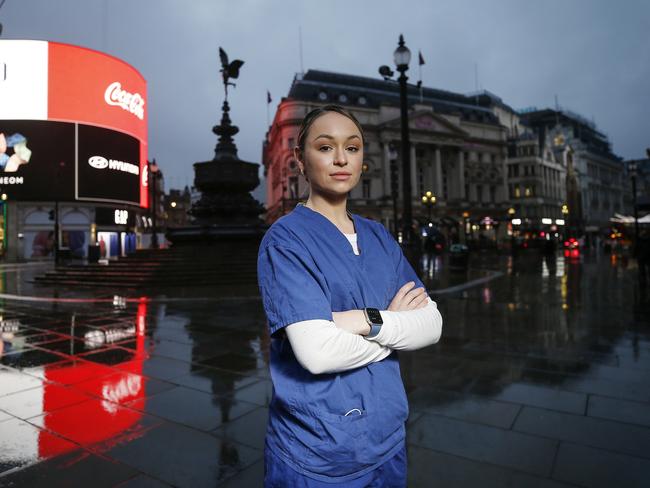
(168, 47), (266, 247)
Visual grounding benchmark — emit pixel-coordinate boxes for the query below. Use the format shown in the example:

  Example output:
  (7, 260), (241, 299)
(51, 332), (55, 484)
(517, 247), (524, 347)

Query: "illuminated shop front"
(0, 40), (149, 261)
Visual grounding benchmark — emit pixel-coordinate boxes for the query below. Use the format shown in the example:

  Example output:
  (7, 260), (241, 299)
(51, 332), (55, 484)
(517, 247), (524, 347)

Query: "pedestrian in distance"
(257, 105), (443, 487)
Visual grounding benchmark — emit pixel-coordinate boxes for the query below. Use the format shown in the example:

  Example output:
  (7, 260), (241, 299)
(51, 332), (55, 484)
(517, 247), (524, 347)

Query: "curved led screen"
(0, 40), (148, 207)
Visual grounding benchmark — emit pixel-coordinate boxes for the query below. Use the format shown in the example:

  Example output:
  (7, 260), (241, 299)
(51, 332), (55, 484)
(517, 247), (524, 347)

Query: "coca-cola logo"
(104, 81), (145, 120)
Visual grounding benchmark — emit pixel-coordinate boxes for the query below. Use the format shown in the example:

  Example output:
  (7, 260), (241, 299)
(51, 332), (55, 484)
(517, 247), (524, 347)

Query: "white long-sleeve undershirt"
(286, 298), (442, 375)
(285, 231), (442, 375)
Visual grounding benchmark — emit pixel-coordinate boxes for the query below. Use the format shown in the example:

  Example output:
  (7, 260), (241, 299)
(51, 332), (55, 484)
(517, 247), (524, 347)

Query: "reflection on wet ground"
(0, 250), (649, 487)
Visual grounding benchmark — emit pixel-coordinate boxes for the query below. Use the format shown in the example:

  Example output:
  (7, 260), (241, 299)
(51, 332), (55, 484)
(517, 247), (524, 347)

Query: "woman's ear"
(293, 146), (302, 165)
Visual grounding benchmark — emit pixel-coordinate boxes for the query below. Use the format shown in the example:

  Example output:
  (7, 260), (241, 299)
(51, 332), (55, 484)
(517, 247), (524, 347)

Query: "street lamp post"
(561, 204), (569, 240)
(508, 207), (516, 253)
(395, 35), (413, 247)
(422, 191), (436, 223)
(380, 34), (413, 247)
(629, 161), (639, 257)
(149, 159), (159, 249)
(388, 143), (399, 237)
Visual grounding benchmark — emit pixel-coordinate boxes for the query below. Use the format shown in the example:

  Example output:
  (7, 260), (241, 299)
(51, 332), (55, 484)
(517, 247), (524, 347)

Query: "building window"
(362, 179), (371, 199)
(515, 186), (521, 198)
(524, 166), (529, 176)
(490, 185), (496, 202)
(476, 185), (483, 203)
(525, 187), (532, 197)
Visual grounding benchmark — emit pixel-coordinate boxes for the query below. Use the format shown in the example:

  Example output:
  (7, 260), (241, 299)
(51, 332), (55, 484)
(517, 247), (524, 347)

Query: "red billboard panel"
(0, 40), (148, 207)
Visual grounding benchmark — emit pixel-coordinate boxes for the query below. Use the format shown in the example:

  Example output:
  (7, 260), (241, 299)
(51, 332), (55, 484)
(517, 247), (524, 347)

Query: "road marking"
(430, 271), (504, 295)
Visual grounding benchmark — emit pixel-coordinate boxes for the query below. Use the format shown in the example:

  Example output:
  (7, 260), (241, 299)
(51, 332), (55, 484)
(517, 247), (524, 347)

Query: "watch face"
(365, 308), (383, 325)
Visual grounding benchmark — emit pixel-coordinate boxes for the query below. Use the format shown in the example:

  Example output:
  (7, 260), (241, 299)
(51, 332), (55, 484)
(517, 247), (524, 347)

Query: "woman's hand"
(332, 310), (369, 335)
(388, 281), (428, 311)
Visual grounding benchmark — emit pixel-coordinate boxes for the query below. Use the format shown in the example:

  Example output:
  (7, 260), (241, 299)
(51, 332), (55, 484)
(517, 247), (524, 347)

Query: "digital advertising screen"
(0, 40), (148, 207)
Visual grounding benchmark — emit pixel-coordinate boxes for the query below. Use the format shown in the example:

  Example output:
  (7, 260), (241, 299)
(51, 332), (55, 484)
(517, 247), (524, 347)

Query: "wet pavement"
(0, 250), (649, 487)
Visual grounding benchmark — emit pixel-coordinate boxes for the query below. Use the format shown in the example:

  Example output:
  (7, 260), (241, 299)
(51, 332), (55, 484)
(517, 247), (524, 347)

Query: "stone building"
(262, 70), (510, 245)
(518, 109), (625, 233)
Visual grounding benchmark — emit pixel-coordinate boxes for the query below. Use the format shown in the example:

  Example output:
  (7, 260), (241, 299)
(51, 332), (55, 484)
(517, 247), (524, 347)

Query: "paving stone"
(114, 473), (174, 487)
(228, 379), (273, 407)
(218, 460), (264, 488)
(408, 413), (558, 476)
(0, 383), (90, 420)
(125, 385), (259, 432)
(213, 407), (268, 450)
(96, 421), (263, 488)
(170, 367), (259, 395)
(0, 449), (138, 488)
(487, 382), (587, 414)
(588, 395), (650, 428)
(553, 442), (650, 488)
(407, 445), (574, 488)
(513, 406), (650, 459)
(0, 367), (44, 397)
(408, 386), (521, 429)
(0, 417), (79, 476)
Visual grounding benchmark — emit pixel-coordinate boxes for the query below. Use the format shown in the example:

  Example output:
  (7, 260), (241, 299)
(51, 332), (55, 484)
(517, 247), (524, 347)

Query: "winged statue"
(219, 47), (244, 100)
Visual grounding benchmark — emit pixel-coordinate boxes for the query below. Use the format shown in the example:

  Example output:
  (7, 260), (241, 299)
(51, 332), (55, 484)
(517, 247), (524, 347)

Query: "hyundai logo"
(88, 156), (108, 169)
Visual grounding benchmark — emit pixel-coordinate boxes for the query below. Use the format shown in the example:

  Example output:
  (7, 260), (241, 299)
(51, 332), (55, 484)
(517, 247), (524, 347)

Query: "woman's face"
(295, 112), (363, 199)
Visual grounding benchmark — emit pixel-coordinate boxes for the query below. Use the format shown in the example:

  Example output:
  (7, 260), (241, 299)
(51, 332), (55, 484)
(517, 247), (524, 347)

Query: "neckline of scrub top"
(295, 203), (363, 258)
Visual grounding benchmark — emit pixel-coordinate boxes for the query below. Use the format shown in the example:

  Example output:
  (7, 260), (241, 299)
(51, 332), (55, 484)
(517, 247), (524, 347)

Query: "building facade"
(263, 70), (510, 245)
(263, 71), (625, 245)
(519, 109), (625, 233)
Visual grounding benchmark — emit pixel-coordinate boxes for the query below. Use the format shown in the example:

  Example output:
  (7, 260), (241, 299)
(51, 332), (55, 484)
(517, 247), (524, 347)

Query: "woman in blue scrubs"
(258, 105), (442, 486)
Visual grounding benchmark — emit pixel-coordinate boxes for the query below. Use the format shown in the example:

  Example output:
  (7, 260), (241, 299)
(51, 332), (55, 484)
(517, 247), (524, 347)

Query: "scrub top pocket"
(307, 409), (374, 474)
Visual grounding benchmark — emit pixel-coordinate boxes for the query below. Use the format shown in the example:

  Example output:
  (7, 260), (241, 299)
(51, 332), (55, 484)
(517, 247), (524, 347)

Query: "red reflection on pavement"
(38, 300), (148, 457)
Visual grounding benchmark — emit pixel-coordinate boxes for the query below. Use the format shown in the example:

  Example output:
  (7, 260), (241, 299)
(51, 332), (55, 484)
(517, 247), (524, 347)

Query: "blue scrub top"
(257, 204), (425, 483)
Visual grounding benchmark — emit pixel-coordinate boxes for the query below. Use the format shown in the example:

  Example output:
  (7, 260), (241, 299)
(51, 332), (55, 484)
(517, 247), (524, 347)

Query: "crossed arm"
(285, 282), (443, 375)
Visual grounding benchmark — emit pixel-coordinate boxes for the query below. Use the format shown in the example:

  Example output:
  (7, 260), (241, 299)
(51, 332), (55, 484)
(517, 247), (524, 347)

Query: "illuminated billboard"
(0, 40), (148, 207)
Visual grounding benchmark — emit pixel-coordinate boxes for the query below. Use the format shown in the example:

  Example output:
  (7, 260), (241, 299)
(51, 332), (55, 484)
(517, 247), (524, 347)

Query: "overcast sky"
(2, 0), (649, 201)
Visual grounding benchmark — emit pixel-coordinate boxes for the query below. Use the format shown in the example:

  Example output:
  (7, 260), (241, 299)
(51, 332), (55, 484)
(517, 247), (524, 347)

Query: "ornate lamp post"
(379, 35), (413, 248)
(422, 191), (436, 223)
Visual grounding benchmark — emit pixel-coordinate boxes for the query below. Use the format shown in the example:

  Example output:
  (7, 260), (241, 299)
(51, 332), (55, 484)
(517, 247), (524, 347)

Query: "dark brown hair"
(296, 104), (365, 153)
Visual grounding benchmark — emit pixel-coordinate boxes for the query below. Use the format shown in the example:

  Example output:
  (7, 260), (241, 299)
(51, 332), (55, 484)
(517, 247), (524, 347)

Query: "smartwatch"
(363, 307), (383, 338)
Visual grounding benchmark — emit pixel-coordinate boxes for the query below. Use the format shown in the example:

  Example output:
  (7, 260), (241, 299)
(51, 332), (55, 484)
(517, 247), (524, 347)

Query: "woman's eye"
(318, 146), (332, 151)
(347, 146), (359, 152)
